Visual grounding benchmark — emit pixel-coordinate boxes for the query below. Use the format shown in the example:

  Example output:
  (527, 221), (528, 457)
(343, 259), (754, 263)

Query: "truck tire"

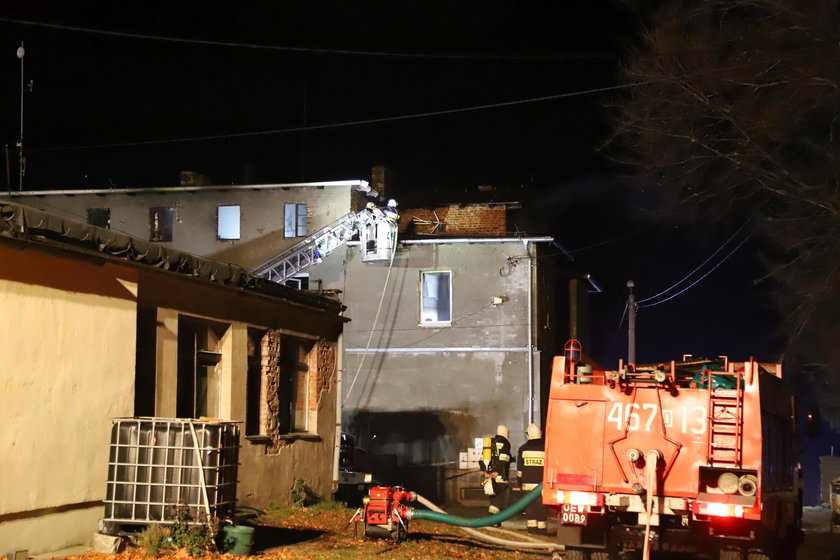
(745, 550), (771, 560)
(719, 548), (743, 560)
(563, 549), (588, 560)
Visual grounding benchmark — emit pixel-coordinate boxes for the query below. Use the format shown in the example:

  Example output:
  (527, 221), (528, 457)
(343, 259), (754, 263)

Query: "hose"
(408, 482), (561, 552)
(413, 492), (560, 550)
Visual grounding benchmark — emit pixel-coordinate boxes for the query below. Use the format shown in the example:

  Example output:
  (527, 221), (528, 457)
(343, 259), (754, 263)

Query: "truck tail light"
(692, 501), (744, 518)
(557, 491), (604, 507)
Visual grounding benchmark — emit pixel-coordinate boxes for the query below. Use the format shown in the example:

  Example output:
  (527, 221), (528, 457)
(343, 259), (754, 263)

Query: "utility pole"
(16, 42), (25, 191)
(627, 280), (637, 364)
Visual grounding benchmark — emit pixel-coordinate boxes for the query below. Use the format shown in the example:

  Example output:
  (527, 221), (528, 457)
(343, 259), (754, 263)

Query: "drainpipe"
(332, 333), (344, 493)
(527, 241), (535, 425)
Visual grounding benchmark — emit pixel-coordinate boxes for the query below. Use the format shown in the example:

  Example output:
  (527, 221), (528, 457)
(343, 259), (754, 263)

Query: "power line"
(636, 225), (746, 305)
(638, 235), (750, 309)
(0, 17), (613, 60)
(33, 80), (655, 152)
(26, 43), (824, 153)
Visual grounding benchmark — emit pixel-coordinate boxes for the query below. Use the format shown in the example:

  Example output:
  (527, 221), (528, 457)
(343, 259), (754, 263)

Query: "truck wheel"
(745, 550), (771, 560)
(563, 549), (588, 560)
(719, 547), (743, 560)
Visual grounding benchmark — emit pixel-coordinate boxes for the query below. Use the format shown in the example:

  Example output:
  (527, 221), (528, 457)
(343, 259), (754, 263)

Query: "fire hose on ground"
(408, 483), (563, 552)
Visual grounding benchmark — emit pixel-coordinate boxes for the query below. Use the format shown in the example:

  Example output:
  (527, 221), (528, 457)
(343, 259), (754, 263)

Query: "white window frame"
(217, 205), (241, 240)
(419, 270), (452, 326)
(284, 203), (308, 237)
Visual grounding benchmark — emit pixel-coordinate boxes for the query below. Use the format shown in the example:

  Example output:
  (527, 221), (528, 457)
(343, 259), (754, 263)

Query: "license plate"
(560, 504), (587, 526)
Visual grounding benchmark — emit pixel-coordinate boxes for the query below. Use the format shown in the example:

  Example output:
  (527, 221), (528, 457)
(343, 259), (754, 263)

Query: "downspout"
(332, 333), (344, 494)
(527, 240), (535, 425)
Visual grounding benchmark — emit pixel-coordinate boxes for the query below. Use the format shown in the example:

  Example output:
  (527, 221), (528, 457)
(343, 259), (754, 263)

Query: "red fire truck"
(543, 341), (801, 560)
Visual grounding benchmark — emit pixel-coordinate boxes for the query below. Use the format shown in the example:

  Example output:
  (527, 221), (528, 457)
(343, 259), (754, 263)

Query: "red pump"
(348, 485), (416, 541)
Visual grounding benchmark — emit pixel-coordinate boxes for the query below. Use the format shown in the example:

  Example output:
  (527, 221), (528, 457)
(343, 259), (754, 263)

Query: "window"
(284, 203), (308, 237)
(277, 335), (312, 433)
(217, 205), (241, 240)
(420, 270), (452, 325)
(245, 329), (265, 436)
(149, 207), (174, 242)
(246, 330), (316, 438)
(87, 207), (110, 229)
(176, 316), (227, 419)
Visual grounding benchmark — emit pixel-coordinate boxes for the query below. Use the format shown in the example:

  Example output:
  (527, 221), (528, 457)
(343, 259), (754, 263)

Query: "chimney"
(371, 165), (387, 197)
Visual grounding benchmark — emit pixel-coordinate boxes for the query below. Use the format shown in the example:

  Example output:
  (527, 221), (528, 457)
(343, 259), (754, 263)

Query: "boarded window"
(87, 207), (110, 229)
(149, 207), (174, 242)
(217, 205), (241, 240)
(284, 203), (308, 237)
(420, 270), (452, 325)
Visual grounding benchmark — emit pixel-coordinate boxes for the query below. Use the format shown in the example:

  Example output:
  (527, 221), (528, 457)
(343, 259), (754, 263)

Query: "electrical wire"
(0, 16), (614, 60)
(342, 226), (398, 407)
(636, 225), (746, 305)
(33, 80), (658, 152)
(638, 235), (750, 309)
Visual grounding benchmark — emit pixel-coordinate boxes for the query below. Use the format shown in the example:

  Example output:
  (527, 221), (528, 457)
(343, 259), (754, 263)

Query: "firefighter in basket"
(479, 424), (512, 516)
(517, 423), (547, 534)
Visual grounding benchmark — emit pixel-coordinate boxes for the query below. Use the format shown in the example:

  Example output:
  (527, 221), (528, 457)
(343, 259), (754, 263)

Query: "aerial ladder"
(251, 202), (398, 284)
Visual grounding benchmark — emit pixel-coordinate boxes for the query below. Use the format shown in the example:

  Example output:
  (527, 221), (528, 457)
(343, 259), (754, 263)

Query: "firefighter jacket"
(516, 437), (545, 491)
(490, 435), (512, 483)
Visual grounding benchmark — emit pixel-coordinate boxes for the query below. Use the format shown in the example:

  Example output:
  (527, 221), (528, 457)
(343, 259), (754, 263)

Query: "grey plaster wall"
(9, 184), (358, 268)
(318, 241), (543, 495)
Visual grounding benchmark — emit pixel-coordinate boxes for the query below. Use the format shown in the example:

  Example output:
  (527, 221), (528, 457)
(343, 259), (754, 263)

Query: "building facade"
(0, 203), (346, 553)
(10, 180), (591, 503)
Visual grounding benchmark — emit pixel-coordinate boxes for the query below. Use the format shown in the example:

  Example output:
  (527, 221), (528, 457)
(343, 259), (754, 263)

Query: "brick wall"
(401, 205), (508, 236)
(260, 331), (336, 453)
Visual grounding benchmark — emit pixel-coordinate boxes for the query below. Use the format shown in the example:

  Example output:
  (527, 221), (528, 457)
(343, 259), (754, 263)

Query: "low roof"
(0, 201), (345, 314)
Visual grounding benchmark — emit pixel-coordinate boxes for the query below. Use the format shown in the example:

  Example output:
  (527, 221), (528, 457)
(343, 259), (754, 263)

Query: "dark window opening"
(87, 207), (111, 229)
(176, 316), (226, 419)
(150, 207), (175, 242)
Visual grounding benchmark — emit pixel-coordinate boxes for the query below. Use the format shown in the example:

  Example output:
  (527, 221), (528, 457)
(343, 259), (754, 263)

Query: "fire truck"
(543, 341), (801, 560)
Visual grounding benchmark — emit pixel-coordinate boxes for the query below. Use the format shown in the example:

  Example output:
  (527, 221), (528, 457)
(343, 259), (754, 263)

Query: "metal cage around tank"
(102, 417), (240, 526)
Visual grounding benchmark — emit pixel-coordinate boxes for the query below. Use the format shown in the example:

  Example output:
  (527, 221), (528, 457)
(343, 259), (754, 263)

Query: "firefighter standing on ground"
(517, 423), (548, 534)
(480, 425), (512, 515)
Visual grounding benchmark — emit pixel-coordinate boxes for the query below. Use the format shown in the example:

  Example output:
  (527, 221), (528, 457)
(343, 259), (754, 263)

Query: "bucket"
(219, 524), (255, 556)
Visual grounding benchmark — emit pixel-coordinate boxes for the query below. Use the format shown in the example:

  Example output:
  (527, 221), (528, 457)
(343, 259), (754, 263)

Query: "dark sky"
(0, 2), (786, 365)
(4, 2), (838, 500)
(0, 1), (631, 191)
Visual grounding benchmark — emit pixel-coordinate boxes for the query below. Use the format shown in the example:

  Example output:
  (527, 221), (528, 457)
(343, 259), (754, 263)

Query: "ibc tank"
(102, 417), (240, 526)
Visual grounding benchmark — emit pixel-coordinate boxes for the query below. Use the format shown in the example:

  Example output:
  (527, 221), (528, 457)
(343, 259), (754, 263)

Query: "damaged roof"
(0, 201), (346, 314)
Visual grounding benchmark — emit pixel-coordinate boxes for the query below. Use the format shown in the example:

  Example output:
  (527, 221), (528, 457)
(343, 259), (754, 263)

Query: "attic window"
(149, 207), (174, 242)
(284, 203), (308, 237)
(217, 205), (241, 240)
(87, 207), (110, 229)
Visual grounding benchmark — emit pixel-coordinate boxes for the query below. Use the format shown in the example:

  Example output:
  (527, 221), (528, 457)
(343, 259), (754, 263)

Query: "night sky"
(0, 1), (789, 363)
(3, 1), (839, 504)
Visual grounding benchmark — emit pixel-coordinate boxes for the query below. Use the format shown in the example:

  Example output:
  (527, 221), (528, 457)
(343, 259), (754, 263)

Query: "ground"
(43, 504), (840, 560)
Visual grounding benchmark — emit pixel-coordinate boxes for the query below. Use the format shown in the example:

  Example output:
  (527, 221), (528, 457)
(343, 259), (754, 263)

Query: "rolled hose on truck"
(409, 482), (562, 552)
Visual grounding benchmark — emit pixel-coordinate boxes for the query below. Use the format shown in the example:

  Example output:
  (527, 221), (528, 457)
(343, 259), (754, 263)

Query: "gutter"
(4, 180), (370, 197)
(400, 237), (553, 245)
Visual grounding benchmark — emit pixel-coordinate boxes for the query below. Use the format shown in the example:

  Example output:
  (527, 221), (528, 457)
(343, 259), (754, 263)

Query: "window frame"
(284, 203), (308, 237)
(419, 270), (453, 327)
(149, 207), (175, 242)
(87, 207), (111, 229)
(217, 204), (241, 240)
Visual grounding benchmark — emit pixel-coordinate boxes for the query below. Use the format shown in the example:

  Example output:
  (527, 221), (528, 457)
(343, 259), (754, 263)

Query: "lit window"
(87, 207), (110, 229)
(217, 205), (241, 240)
(284, 203), (308, 237)
(420, 270), (452, 325)
(149, 207), (174, 242)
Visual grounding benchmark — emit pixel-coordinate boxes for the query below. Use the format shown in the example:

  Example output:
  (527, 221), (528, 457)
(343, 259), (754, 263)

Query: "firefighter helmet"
(496, 425), (509, 438)
(387, 198), (398, 207)
(525, 424), (542, 440)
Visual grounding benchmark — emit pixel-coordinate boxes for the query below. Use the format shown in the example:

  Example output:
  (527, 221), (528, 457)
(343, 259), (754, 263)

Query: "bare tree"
(610, 0), (840, 427)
